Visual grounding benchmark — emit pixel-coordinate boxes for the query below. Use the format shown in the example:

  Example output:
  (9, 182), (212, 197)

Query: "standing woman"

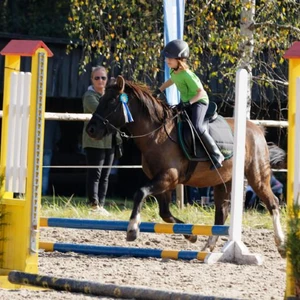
(82, 66), (121, 215)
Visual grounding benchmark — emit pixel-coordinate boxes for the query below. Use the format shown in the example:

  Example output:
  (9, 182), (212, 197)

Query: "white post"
(229, 69), (248, 241)
(6, 72), (18, 191)
(205, 69), (263, 265)
(163, 0), (185, 106)
(12, 72), (24, 192)
(19, 73), (31, 193)
(164, 0), (185, 207)
(6, 72), (31, 194)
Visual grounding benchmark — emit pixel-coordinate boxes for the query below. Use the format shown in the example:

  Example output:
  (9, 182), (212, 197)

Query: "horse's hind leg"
(157, 191), (197, 243)
(202, 182), (231, 252)
(246, 172), (285, 257)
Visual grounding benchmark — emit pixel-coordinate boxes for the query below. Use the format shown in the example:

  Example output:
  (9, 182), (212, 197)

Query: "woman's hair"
(91, 66), (107, 78)
(177, 59), (189, 70)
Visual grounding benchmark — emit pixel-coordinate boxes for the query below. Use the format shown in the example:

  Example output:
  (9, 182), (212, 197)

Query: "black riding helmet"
(162, 39), (189, 59)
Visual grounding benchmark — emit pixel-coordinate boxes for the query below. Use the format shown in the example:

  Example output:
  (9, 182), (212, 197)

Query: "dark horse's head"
(86, 75), (170, 140)
(86, 76), (127, 140)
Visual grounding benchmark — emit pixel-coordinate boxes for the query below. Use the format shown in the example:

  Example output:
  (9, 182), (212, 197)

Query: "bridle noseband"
(91, 93), (180, 140)
(92, 101), (130, 138)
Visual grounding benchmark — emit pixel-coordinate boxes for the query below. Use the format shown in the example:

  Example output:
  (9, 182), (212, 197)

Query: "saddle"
(177, 102), (234, 162)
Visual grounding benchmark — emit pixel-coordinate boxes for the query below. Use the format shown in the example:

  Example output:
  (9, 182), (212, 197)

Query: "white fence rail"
(0, 111), (290, 128)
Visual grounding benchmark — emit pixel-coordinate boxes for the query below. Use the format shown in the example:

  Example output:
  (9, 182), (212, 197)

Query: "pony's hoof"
(277, 244), (286, 258)
(126, 230), (138, 241)
(275, 237), (286, 258)
(201, 240), (216, 252)
(185, 235), (197, 243)
(201, 246), (212, 253)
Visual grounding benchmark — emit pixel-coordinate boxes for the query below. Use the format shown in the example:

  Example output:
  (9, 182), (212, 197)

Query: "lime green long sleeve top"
(170, 69), (209, 104)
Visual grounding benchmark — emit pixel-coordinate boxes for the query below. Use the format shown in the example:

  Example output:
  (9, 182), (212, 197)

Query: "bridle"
(91, 95), (180, 140)
(92, 101), (128, 136)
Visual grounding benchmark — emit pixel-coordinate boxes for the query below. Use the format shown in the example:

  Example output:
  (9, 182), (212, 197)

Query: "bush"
(286, 204), (300, 297)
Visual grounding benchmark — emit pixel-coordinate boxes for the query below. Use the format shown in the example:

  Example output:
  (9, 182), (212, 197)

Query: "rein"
(92, 103), (180, 140)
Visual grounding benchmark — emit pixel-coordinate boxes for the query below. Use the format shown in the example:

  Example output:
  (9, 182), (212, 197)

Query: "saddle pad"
(208, 116), (234, 159)
(179, 116), (234, 161)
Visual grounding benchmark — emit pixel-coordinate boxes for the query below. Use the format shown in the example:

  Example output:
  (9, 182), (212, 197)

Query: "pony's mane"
(125, 80), (172, 123)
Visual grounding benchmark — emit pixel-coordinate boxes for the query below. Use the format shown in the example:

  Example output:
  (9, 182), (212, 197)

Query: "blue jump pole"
(40, 241), (209, 261)
(40, 218), (229, 236)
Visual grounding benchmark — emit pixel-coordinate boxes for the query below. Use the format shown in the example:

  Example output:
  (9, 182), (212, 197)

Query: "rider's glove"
(152, 88), (162, 98)
(177, 101), (191, 111)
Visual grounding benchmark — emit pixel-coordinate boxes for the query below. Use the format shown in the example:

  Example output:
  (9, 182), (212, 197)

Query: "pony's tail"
(268, 142), (286, 169)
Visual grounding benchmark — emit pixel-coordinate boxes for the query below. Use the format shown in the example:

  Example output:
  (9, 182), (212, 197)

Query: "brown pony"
(86, 75), (285, 257)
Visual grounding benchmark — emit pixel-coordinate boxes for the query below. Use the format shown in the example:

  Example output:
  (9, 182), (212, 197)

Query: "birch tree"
(240, 0), (256, 118)
(185, 0), (299, 119)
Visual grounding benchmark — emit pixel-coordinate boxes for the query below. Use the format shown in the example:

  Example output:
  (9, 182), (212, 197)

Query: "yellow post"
(283, 41), (300, 299)
(0, 40), (53, 288)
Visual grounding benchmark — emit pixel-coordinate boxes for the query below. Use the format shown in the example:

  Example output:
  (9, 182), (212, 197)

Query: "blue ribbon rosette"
(120, 93), (134, 123)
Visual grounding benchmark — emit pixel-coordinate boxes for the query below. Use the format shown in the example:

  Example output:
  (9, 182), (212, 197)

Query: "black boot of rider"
(200, 130), (224, 170)
(210, 158), (223, 170)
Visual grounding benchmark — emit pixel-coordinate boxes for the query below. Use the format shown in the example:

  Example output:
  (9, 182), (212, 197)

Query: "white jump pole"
(206, 69), (263, 265)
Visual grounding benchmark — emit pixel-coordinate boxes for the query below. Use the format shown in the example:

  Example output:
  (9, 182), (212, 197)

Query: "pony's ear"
(107, 76), (116, 86)
(116, 75), (125, 93)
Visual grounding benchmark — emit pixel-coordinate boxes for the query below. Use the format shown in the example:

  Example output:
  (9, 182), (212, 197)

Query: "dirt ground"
(1, 226), (286, 299)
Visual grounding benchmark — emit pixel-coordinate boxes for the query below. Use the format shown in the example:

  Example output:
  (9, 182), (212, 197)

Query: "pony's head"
(86, 75), (170, 140)
(86, 76), (128, 140)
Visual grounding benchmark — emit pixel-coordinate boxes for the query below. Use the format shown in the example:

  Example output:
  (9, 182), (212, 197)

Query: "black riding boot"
(200, 130), (225, 169)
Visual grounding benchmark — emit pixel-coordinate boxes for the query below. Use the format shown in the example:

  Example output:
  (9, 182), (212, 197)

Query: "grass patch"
(41, 195), (287, 229)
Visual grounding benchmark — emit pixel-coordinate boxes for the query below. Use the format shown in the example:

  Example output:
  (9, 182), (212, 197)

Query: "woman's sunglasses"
(94, 76), (107, 81)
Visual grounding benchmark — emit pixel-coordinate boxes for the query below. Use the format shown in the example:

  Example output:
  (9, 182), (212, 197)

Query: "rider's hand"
(152, 88), (162, 98)
(177, 101), (191, 110)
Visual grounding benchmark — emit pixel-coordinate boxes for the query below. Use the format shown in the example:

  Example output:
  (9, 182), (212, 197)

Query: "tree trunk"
(239, 0), (256, 119)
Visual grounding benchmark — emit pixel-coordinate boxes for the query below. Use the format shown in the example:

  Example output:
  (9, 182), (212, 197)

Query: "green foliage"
(66, 0), (300, 112)
(1, 1), (299, 114)
(66, 0), (163, 79)
(286, 204), (300, 280)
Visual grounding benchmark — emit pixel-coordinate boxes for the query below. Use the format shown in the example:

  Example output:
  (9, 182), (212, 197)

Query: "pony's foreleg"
(248, 179), (285, 257)
(260, 194), (285, 257)
(157, 191), (197, 243)
(271, 205), (285, 258)
(127, 172), (178, 242)
(127, 187), (150, 241)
